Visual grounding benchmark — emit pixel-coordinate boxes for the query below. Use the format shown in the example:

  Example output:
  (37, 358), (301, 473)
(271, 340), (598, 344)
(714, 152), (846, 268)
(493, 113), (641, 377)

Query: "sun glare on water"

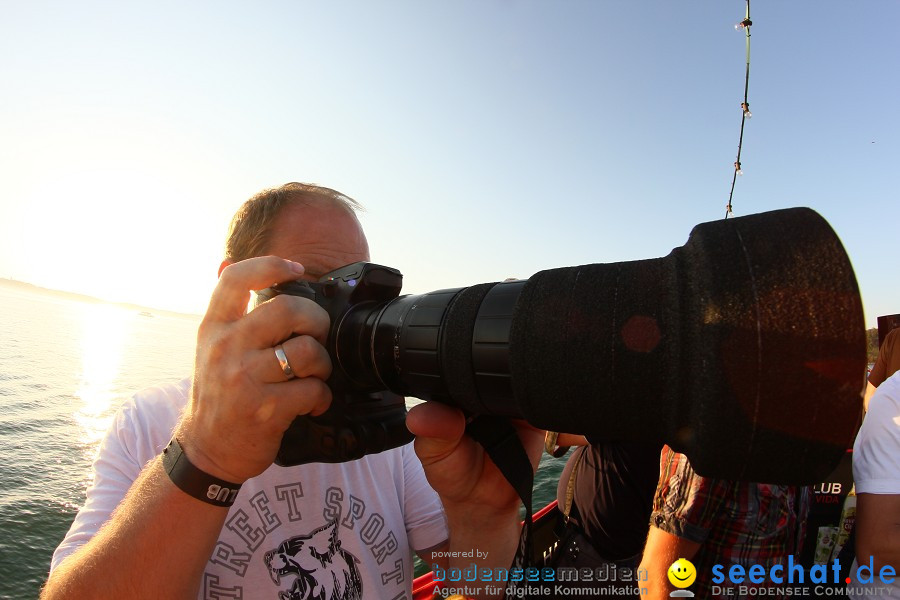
(73, 303), (135, 453)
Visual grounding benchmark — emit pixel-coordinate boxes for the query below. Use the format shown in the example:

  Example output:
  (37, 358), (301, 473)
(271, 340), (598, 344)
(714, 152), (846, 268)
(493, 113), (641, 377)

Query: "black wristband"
(161, 438), (242, 507)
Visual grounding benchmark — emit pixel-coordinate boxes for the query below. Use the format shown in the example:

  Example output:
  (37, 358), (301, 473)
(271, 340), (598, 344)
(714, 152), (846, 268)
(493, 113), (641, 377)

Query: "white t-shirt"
(847, 372), (900, 599)
(52, 378), (448, 599)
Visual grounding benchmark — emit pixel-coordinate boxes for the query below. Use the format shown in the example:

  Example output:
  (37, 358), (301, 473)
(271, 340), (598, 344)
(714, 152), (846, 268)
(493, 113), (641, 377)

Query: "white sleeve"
(50, 380), (187, 571)
(853, 373), (900, 495)
(400, 442), (448, 554)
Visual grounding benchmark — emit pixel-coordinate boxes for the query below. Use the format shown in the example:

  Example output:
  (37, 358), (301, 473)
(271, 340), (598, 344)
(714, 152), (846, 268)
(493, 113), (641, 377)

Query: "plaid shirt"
(650, 445), (810, 599)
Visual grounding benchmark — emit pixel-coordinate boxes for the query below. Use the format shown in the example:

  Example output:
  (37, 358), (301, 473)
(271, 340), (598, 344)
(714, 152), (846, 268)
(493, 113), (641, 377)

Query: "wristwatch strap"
(161, 438), (242, 507)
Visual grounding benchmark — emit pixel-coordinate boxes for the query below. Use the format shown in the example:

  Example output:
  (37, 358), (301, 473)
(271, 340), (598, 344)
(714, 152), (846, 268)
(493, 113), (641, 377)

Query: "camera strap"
(464, 414), (535, 598)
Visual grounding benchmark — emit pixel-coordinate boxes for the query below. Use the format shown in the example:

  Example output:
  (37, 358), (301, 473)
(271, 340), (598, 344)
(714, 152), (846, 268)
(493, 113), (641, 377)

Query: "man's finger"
(252, 334), (333, 383)
(407, 403), (468, 463)
(239, 293), (330, 349)
(261, 377), (333, 422)
(205, 257), (305, 323)
(407, 402), (466, 440)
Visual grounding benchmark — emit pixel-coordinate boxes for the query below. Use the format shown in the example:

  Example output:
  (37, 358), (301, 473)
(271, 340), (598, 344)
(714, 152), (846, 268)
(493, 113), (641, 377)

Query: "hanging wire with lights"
(725, 0), (752, 218)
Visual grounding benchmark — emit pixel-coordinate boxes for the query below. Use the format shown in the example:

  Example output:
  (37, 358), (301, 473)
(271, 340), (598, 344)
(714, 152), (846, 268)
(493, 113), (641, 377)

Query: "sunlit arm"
(555, 433), (589, 447)
(41, 459), (229, 600)
(864, 381), (877, 413)
(638, 526), (701, 600)
(855, 493), (900, 572)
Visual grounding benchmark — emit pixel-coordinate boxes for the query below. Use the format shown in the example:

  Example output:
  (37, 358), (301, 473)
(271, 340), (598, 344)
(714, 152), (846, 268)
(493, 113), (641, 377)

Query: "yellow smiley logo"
(667, 558), (697, 588)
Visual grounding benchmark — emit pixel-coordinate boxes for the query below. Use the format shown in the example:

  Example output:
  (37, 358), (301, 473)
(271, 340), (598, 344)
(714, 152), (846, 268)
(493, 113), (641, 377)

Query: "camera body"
(256, 262), (413, 466)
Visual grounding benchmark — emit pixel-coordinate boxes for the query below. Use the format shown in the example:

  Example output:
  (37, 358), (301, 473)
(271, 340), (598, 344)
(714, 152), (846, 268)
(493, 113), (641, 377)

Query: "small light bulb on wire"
(735, 18), (752, 31)
(742, 102), (752, 118)
(734, 161), (743, 176)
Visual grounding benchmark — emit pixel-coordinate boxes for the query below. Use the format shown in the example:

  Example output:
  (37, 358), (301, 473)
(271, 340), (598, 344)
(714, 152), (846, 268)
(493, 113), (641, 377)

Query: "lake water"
(0, 283), (565, 599)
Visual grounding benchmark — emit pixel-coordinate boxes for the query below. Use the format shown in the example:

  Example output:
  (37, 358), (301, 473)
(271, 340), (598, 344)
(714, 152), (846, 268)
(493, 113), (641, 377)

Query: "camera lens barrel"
(353, 208), (864, 484)
(369, 289), (463, 399)
(357, 281), (527, 417)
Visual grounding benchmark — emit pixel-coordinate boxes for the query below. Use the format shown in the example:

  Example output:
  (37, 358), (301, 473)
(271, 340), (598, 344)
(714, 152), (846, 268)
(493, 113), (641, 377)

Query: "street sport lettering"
(208, 487), (402, 583)
(323, 486), (399, 565)
(203, 482), (404, 600)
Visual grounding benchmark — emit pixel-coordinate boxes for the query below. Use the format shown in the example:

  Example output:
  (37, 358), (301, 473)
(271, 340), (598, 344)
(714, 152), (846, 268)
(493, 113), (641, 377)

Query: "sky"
(1, 1), (897, 327)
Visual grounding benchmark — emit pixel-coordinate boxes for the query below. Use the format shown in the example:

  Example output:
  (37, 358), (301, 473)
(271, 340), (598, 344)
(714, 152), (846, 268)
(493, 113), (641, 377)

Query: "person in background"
(547, 433), (661, 599)
(864, 327), (900, 411)
(846, 370), (900, 599)
(42, 182), (540, 600)
(638, 447), (810, 599)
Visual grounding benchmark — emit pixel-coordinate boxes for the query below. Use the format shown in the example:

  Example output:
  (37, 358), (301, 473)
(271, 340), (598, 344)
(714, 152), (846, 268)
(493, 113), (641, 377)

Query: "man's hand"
(178, 256), (333, 483)
(407, 402), (542, 512)
(407, 402), (543, 598)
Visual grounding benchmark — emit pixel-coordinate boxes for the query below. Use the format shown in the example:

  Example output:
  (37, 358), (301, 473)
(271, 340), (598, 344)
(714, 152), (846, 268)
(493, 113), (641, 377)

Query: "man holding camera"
(43, 183), (539, 600)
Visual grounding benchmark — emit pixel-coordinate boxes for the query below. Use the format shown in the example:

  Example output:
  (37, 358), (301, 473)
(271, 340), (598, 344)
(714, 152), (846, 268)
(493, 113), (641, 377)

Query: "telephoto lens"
(262, 207), (865, 484)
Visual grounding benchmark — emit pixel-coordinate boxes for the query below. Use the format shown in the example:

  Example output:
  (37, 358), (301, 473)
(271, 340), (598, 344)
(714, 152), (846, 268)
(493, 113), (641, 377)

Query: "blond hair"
(224, 182), (363, 262)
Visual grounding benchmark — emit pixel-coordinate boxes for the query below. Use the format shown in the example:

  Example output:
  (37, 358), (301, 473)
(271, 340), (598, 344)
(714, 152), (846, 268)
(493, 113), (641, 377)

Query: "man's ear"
(218, 259), (233, 278)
